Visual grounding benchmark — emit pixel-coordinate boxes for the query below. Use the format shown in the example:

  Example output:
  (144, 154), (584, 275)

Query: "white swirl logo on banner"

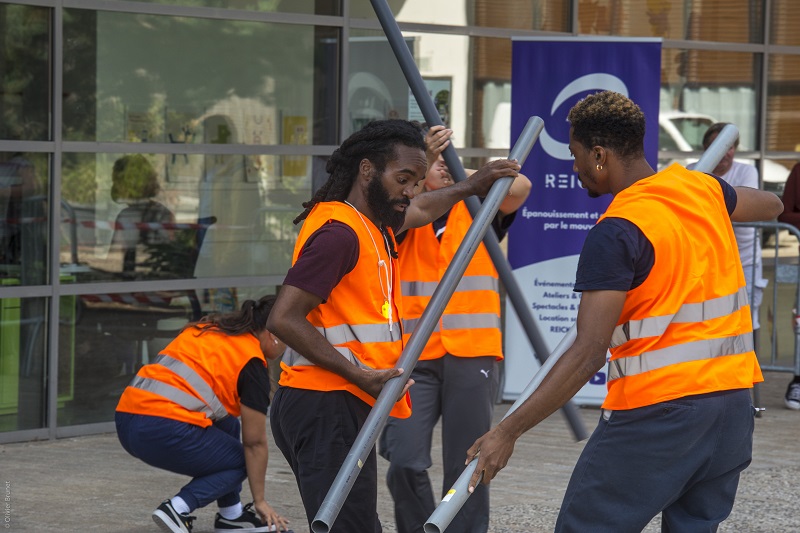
(539, 74), (629, 160)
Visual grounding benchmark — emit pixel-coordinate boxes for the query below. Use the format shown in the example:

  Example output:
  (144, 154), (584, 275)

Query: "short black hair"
(567, 91), (646, 159)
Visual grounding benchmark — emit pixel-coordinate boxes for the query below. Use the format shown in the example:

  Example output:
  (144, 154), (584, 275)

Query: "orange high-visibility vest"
(598, 164), (762, 410)
(279, 201), (411, 418)
(398, 201), (502, 361)
(116, 327), (266, 427)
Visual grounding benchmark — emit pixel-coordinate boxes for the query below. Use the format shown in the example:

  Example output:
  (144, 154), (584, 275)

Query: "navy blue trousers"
(556, 389), (755, 533)
(116, 412), (245, 511)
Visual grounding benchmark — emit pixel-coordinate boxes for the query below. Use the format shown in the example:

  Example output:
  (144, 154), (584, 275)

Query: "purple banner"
(503, 38), (662, 403)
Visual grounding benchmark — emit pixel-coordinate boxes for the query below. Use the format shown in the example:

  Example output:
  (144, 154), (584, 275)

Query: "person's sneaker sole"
(153, 510), (188, 533)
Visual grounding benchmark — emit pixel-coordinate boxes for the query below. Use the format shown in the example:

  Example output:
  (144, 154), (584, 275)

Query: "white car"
(659, 111), (790, 194)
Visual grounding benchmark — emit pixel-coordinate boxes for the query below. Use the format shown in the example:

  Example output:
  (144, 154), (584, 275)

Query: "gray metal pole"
(425, 325), (577, 533)
(310, 117), (543, 533)
(423, 121), (741, 533)
(694, 124), (739, 173)
(369, 0), (587, 441)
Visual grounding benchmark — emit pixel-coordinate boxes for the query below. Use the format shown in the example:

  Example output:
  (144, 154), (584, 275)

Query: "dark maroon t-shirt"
(282, 221), (360, 302)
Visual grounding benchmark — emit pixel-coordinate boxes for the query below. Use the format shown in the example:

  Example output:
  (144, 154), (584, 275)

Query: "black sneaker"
(785, 381), (800, 410)
(214, 502), (292, 532)
(153, 500), (196, 533)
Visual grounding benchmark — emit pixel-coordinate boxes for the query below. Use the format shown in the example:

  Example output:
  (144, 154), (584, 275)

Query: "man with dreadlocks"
(267, 119), (520, 532)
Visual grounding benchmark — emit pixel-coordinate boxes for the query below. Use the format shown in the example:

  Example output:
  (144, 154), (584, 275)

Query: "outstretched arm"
(731, 187), (783, 222)
(240, 404), (290, 531)
(460, 167), (531, 216)
(399, 158), (521, 233)
(466, 289), (625, 491)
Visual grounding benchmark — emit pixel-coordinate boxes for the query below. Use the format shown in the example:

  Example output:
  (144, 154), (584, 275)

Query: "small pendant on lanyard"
(381, 300), (390, 319)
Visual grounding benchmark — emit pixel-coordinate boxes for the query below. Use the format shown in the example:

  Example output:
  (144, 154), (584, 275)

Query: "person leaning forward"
(379, 125), (531, 533)
(466, 91), (783, 532)
(266, 119), (520, 533)
(116, 295), (292, 533)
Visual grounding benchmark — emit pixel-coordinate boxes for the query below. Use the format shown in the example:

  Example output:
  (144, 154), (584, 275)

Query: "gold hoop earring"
(596, 164), (603, 171)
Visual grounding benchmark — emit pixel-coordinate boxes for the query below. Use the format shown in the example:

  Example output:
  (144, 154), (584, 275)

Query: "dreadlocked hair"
(293, 119), (427, 225)
(186, 294), (276, 337)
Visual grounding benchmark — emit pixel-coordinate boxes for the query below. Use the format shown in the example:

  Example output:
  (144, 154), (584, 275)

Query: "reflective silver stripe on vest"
(402, 280), (438, 297)
(153, 355), (229, 420)
(129, 376), (219, 420)
(610, 287), (749, 348)
(442, 313), (501, 331)
(283, 345), (370, 369)
(402, 317), (441, 335)
(401, 276), (498, 298)
(608, 332), (754, 380)
(319, 322), (401, 345)
(282, 323), (400, 368)
(130, 354), (229, 421)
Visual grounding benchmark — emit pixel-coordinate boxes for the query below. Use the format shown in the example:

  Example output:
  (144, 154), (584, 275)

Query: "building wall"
(0, 0), (798, 442)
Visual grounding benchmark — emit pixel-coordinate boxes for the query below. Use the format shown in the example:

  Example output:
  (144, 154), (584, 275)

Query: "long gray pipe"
(369, 0), (587, 441)
(310, 117), (544, 533)
(423, 123), (741, 533)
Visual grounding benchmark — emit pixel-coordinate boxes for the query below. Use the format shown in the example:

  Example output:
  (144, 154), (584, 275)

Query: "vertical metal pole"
(310, 118), (543, 533)
(423, 121), (742, 533)
(369, 0), (587, 442)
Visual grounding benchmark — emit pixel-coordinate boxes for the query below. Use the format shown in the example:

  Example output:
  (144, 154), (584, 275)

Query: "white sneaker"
(784, 381), (800, 410)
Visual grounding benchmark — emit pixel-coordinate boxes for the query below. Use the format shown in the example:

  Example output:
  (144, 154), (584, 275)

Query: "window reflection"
(60, 153), (305, 282)
(63, 11), (339, 146)
(770, 0), (800, 46)
(0, 296), (48, 432)
(766, 54), (800, 154)
(660, 49), (758, 158)
(59, 286), (277, 426)
(348, 31), (513, 150)
(577, 0), (763, 43)
(121, 0), (339, 15)
(0, 153), (49, 286)
(350, 0), (569, 31)
(0, 4), (51, 141)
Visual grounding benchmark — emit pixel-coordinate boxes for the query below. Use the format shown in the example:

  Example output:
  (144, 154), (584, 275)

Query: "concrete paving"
(1, 371), (798, 532)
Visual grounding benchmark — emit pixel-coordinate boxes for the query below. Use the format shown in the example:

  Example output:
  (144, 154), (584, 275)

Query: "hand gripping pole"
(425, 325), (577, 533)
(369, 0), (587, 442)
(423, 123), (741, 533)
(310, 117), (544, 533)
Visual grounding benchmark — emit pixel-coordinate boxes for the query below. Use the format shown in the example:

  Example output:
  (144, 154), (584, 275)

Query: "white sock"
(218, 502), (243, 520)
(170, 496), (190, 515)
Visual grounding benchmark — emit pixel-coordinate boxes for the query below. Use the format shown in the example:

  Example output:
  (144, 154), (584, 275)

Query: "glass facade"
(1, 0), (799, 442)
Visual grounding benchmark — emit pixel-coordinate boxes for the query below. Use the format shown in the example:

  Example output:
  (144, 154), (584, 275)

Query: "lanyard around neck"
(343, 201), (394, 331)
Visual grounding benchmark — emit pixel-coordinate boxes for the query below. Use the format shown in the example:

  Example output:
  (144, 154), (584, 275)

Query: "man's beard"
(367, 174), (409, 230)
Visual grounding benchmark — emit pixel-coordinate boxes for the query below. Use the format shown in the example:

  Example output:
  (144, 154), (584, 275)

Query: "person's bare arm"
(240, 404), (290, 531)
(461, 168), (532, 215)
(266, 285), (406, 399)
(731, 187), (783, 222)
(399, 159), (520, 233)
(495, 169), (531, 215)
(466, 289), (626, 491)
